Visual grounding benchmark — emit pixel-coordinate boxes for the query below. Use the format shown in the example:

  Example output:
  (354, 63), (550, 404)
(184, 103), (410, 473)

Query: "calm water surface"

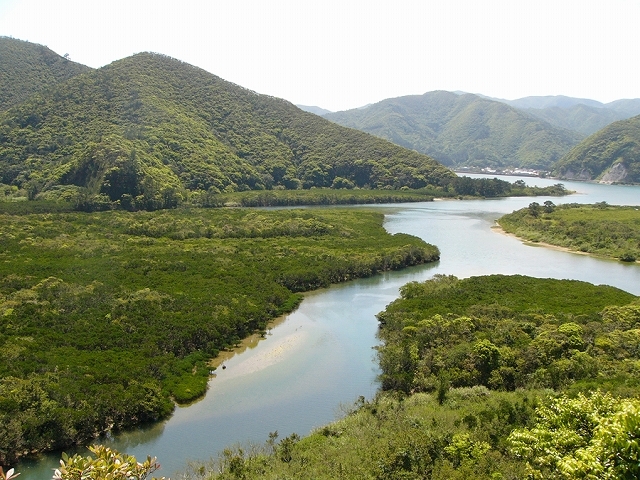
(18, 177), (640, 478)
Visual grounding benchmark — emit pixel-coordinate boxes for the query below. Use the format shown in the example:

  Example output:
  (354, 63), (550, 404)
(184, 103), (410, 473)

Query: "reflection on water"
(17, 177), (640, 478)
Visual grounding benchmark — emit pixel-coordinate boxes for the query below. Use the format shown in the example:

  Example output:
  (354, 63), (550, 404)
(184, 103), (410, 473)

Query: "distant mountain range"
(2, 36), (639, 195)
(0, 38), (454, 208)
(320, 92), (640, 182)
(296, 105), (332, 116)
(498, 95), (605, 110)
(489, 95), (640, 135)
(324, 91), (583, 170)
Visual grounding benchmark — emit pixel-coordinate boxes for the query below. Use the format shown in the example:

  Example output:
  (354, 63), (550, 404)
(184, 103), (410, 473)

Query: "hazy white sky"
(1, 0), (638, 111)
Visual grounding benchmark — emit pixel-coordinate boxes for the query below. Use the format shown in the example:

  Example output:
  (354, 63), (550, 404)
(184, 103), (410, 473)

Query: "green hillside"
(323, 91), (582, 170)
(0, 36), (90, 111)
(522, 104), (628, 135)
(553, 115), (640, 183)
(495, 95), (640, 136)
(0, 52), (454, 209)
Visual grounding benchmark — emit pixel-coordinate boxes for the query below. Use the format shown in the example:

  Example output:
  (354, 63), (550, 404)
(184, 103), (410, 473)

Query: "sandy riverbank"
(492, 223), (640, 264)
(209, 311), (311, 379)
(491, 224), (591, 256)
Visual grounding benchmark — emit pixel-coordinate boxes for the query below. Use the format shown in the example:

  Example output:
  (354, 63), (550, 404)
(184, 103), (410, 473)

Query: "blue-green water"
(16, 177), (640, 478)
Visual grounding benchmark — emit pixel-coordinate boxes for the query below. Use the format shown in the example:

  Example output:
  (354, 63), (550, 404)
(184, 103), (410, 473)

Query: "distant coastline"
(455, 168), (550, 178)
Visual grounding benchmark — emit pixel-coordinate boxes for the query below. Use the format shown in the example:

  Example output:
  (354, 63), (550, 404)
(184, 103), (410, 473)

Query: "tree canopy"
(0, 207), (438, 463)
(498, 202), (640, 262)
(0, 36), (90, 112)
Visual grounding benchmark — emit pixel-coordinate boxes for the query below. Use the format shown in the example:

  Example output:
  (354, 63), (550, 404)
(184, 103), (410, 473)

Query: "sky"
(1, 0), (639, 112)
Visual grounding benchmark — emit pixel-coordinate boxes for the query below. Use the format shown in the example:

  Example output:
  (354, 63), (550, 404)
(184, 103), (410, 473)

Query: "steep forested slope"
(0, 52), (454, 209)
(0, 36), (90, 111)
(553, 115), (640, 183)
(323, 91), (582, 169)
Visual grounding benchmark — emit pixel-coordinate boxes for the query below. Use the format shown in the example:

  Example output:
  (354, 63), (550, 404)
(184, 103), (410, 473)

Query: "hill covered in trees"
(519, 103), (631, 136)
(0, 51), (455, 209)
(323, 91), (582, 170)
(553, 115), (640, 183)
(0, 37), (90, 112)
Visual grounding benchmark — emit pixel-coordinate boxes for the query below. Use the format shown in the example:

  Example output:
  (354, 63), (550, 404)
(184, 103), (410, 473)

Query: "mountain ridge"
(489, 95), (640, 135)
(0, 36), (91, 111)
(324, 91), (583, 170)
(0, 51), (454, 208)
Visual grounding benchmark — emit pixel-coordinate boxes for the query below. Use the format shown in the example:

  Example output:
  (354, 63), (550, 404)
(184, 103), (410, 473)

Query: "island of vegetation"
(173, 274), (640, 479)
(0, 207), (440, 464)
(497, 202), (640, 262)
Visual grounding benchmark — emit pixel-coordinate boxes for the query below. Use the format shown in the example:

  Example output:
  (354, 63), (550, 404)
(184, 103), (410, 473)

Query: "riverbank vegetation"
(0, 208), (439, 464)
(0, 178), (570, 213)
(498, 202), (640, 262)
(178, 274), (640, 479)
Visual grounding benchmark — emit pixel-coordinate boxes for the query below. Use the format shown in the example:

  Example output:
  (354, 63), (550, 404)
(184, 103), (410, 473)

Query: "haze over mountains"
(319, 91), (640, 183)
(494, 95), (640, 135)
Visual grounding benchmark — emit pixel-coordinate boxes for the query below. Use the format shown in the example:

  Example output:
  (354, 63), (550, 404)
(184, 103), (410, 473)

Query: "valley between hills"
(2, 36), (640, 480)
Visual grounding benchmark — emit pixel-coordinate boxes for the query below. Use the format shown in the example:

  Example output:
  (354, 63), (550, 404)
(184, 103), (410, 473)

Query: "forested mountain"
(553, 115), (640, 183)
(496, 95), (640, 136)
(0, 36), (91, 111)
(606, 98), (640, 117)
(323, 91), (582, 170)
(0, 52), (454, 209)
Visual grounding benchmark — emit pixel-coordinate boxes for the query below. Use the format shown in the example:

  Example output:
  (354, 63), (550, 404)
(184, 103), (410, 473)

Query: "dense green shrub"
(173, 274), (640, 480)
(376, 274), (637, 394)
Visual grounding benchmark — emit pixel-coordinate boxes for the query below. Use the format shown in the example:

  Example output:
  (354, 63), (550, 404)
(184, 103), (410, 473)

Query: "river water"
(17, 176), (640, 478)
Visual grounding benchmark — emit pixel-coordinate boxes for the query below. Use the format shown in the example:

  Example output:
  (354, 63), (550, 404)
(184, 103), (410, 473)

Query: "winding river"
(18, 176), (640, 478)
